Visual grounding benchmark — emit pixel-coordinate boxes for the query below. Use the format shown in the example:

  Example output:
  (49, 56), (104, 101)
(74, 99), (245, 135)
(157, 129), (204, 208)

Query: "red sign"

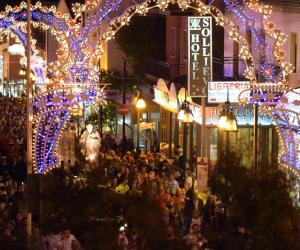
(118, 104), (130, 116)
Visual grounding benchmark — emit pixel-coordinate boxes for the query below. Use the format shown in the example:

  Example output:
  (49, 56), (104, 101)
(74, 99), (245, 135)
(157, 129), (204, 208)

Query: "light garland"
(0, 0), (296, 173)
(224, 0), (294, 84)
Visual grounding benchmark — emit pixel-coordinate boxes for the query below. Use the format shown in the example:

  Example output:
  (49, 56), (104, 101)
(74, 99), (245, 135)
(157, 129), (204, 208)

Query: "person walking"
(60, 230), (81, 250)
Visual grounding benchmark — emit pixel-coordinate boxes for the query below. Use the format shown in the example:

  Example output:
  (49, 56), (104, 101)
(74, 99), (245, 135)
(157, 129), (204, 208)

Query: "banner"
(188, 16), (212, 97)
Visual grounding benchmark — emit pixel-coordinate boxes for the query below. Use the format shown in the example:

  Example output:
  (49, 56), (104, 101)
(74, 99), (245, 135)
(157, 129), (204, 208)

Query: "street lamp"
(218, 100), (238, 132)
(178, 94), (193, 169)
(178, 89), (193, 123)
(19, 68), (26, 76)
(178, 102), (193, 123)
(136, 96), (146, 152)
(218, 98), (238, 155)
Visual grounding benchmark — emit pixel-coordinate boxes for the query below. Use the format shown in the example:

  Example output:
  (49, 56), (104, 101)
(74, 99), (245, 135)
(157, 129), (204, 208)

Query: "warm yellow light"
(182, 109), (193, 123)
(178, 109), (185, 121)
(218, 104), (238, 132)
(19, 68), (26, 76)
(178, 102), (193, 123)
(31, 73), (37, 81)
(73, 86), (81, 94)
(225, 117), (238, 132)
(44, 78), (51, 84)
(136, 98), (146, 109)
(218, 115), (228, 129)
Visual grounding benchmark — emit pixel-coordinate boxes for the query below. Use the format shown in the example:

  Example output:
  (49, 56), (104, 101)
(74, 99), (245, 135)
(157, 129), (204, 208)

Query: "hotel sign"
(190, 104), (274, 126)
(188, 16), (212, 97)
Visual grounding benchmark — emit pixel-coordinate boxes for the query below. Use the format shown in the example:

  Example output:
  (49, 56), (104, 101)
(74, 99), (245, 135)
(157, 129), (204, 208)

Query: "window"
(246, 28), (252, 53)
(290, 33), (297, 73)
(170, 27), (176, 57)
(183, 30), (187, 60)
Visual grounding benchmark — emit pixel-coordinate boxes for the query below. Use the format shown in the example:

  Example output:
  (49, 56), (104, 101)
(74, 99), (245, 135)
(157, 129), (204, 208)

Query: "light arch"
(0, 0), (294, 173)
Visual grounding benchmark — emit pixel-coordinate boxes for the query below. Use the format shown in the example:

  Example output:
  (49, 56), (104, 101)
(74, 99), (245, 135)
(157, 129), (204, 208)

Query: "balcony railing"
(144, 57), (226, 81)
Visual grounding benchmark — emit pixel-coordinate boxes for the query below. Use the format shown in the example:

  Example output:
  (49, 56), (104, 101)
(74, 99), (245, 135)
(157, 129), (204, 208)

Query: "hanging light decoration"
(136, 97), (146, 109)
(218, 86), (238, 132)
(178, 90), (193, 123)
(218, 100), (238, 132)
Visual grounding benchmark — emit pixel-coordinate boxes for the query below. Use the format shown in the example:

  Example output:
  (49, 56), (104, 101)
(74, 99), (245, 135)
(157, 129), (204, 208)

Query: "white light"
(8, 44), (25, 56)
(136, 98), (146, 109)
(218, 115), (228, 129)
(178, 109), (185, 121)
(86, 124), (93, 133)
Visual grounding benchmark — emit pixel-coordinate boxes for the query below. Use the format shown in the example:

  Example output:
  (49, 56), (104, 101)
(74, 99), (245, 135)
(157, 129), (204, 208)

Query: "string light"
(0, 0), (296, 174)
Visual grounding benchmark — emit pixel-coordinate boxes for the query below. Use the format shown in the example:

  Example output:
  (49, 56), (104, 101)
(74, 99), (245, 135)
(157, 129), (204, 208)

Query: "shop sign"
(140, 122), (154, 131)
(208, 81), (250, 103)
(190, 104), (274, 126)
(153, 79), (178, 113)
(197, 157), (208, 192)
(188, 16), (212, 97)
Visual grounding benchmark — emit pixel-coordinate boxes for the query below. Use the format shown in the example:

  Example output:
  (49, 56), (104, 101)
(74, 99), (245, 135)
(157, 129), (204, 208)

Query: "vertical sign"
(197, 157), (208, 192)
(188, 16), (212, 97)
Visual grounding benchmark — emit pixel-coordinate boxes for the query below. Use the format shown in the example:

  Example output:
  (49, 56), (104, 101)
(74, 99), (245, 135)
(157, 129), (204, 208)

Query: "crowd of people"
(0, 94), (222, 249)
(0, 95), (26, 157)
(48, 132), (221, 249)
(97, 148), (215, 249)
(0, 157), (29, 249)
(0, 95), (29, 248)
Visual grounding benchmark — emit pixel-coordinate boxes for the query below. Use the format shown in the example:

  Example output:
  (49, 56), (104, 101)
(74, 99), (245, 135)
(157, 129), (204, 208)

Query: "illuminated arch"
(0, 0), (293, 173)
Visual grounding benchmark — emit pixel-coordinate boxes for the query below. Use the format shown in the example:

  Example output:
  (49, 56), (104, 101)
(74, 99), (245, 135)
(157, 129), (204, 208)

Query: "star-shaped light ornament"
(279, 96), (288, 103)
(266, 93), (275, 100)
(264, 66), (273, 78)
(81, 93), (89, 101)
(66, 93), (75, 101)
(52, 96), (61, 104)
(253, 94), (261, 101)
(38, 99), (46, 108)
(293, 100), (300, 106)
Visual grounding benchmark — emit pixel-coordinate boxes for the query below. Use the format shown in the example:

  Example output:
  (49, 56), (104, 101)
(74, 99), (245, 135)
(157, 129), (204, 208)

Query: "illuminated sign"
(190, 104), (274, 126)
(208, 81), (250, 103)
(153, 79), (178, 113)
(8, 44), (25, 56)
(188, 16), (212, 97)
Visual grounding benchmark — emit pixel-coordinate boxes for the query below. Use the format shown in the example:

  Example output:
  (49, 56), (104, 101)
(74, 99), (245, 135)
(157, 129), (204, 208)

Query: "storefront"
(153, 79), (279, 171)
